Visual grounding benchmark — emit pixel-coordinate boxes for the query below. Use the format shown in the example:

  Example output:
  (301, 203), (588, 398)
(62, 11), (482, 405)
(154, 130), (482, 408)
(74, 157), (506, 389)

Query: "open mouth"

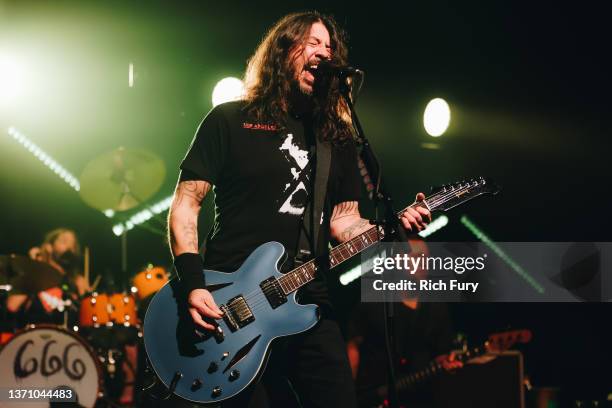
(305, 64), (319, 74)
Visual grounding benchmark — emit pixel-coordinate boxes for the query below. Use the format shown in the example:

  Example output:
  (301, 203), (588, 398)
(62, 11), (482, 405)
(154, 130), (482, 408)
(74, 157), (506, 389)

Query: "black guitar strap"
(294, 136), (332, 268)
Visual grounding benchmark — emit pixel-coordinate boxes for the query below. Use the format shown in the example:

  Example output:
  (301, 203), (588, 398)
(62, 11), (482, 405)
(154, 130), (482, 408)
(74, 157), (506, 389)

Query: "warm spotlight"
(212, 77), (244, 107)
(423, 98), (451, 137)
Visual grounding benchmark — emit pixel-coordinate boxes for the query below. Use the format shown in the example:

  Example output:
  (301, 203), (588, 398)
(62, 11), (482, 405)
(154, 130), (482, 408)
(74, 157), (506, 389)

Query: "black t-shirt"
(180, 100), (362, 305)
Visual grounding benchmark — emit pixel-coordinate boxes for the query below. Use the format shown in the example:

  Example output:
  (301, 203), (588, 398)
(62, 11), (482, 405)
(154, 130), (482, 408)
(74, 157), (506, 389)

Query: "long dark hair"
(243, 11), (353, 144)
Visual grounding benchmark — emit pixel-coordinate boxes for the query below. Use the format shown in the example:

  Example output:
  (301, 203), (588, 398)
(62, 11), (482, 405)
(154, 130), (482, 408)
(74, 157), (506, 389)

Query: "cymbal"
(79, 147), (166, 212)
(0, 254), (64, 294)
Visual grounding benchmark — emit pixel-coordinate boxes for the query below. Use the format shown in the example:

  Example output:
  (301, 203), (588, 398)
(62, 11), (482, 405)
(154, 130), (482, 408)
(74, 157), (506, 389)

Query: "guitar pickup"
(220, 295), (255, 332)
(260, 277), (287, 309)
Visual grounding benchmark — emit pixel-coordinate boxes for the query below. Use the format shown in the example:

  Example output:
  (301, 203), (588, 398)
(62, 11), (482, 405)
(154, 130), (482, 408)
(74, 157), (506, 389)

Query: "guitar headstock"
(427, 177), (500, 212)
(485, 329), (532, 353)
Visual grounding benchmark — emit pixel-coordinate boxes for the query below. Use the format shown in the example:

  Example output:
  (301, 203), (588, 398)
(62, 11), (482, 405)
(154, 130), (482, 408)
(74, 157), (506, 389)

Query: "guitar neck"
(277, 188), (456, 295)
(383, 329), (529, 393)
(395, 345), (484, 392)
(361, 329), (529, 404)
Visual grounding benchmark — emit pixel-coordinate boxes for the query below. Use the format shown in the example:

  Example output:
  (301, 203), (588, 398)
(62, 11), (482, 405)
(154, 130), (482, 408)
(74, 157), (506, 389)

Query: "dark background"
(1, 0), (610, 402)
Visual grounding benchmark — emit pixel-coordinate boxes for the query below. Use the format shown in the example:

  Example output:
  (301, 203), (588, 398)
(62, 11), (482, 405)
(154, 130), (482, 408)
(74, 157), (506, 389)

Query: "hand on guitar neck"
(398, 193), (431, 233)
(434, 351), (463, 372)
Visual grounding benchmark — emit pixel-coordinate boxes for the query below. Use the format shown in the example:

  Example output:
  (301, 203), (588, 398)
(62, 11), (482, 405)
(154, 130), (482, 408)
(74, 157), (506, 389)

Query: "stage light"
(339, 216), (448, 285)
(112, 195), (173, 236)
(212, 77), (244, 107)
(418, 215), (448, 238)
(423, 98), (451, 137)
(340, 251), (387, 286)
(460, 215), (544, 294)
(128, 63), (134, 88)
(339, 262), (366, 286)
(7, 127), (80, 191)
(0, 55), (25, 107)
(112, 225), (125, 236)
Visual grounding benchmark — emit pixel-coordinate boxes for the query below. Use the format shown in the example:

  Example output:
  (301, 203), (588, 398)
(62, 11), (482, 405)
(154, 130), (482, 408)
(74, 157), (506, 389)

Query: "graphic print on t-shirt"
(277, 133), (311, 215)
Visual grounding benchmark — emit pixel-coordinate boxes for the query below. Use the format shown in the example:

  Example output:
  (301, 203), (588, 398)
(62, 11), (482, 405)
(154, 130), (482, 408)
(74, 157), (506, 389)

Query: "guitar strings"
(220, 183), (481, 316)
(221, 184), (479, 316)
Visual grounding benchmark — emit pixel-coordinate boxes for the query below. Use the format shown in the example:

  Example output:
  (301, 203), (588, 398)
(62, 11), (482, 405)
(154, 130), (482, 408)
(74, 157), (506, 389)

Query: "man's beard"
(290, 75), (331, 113)
(53, 250), (79, 271)
(293, 77), (313, 97)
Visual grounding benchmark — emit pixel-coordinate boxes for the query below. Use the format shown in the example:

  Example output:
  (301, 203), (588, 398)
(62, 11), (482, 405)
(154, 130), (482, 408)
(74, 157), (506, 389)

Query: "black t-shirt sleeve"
(180, 106), (230, 184)
(332, 139), (363, 205)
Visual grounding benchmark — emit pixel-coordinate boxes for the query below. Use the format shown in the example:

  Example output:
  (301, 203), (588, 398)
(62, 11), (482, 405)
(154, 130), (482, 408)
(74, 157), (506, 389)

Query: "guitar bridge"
(221, 295), (255, 332)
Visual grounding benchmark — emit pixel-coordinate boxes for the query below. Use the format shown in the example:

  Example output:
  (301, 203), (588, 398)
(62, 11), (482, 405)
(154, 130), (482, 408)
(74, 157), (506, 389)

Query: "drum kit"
(0, 148), (170, 407)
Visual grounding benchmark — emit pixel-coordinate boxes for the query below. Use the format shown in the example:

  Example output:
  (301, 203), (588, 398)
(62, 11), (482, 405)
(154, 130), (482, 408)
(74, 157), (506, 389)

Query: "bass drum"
(0, 324), (102, 407)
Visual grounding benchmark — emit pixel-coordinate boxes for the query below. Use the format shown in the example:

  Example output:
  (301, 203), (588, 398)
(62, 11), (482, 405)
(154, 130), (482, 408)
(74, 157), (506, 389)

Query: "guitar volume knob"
(207, 362), (218, 373)
(211, 386), (222, 398)
(191, 378), (202, 390)
(229, 370), (240, 381)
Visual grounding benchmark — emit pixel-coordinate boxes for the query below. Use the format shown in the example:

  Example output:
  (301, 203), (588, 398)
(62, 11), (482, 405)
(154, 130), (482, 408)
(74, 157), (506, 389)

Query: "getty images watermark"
(371, 251), (486, 293)
(359, 242), (612, 302)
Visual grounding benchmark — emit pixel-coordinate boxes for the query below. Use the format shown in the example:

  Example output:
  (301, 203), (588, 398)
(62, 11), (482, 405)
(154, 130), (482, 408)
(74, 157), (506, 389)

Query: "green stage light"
(112, 195), (173, 236)
(423, 98), (451, 137)
(212, 77), (244, 107)
(338, 216), (448, 285)
(339, 252), (385, 286)
(7, 127), (80, 191)
(418, 215), (448, 238)
(128, 62), (134, 88)
(460, 215), (545, 294)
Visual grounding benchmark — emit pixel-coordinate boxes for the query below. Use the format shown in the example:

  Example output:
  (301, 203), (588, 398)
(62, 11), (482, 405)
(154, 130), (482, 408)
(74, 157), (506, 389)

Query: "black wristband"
(174, 253), (206, 293)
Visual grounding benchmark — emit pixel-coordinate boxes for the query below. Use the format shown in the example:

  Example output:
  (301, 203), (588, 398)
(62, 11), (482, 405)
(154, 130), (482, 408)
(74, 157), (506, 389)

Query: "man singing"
(168, 11), (430, 407)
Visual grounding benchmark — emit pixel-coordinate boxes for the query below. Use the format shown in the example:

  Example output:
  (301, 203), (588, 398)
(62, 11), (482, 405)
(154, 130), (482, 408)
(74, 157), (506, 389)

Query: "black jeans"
(145, 317), (357, 408)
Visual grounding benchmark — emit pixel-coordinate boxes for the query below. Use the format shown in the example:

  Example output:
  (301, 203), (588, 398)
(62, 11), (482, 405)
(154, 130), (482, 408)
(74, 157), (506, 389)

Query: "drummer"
(6, 228), (90, 325)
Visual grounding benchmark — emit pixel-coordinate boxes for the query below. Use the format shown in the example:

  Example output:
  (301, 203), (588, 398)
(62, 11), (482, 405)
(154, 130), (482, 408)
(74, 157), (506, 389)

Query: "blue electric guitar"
(143, 177), (499, 404)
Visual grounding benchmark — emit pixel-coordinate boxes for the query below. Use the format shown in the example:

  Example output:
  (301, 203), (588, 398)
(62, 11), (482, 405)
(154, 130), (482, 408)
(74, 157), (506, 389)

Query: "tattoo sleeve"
(168, 180), (211, 255)
(173, 180), (209, 208)
(330, 201), (359, 221)
(339, 219), (370, 242)
(330, 201), (374, 242)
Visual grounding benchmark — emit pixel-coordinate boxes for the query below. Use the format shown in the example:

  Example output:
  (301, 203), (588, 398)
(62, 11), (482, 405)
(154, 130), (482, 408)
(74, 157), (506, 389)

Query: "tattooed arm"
(168, 179), (223, 331)
(329, 195), (432, 243)
(168, 180), (211, 256)
(329, 201), (372, 243)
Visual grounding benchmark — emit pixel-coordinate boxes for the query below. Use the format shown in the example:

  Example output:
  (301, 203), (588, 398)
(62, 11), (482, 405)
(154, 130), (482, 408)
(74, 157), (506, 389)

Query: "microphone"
(312, 60), (363, 78)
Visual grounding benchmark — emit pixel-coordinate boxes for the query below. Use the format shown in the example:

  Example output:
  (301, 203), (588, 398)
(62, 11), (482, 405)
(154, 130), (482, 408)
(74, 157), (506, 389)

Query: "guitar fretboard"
(277, 201), (432, 295)
(276, 179), (488, 295)
(277, 225), (384, 294)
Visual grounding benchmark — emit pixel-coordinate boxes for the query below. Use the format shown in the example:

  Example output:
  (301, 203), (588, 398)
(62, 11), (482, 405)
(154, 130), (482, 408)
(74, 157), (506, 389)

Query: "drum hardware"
(78, 147), (167, 280)
(78, 147), (166, 213)
(0, 254), (65, 294)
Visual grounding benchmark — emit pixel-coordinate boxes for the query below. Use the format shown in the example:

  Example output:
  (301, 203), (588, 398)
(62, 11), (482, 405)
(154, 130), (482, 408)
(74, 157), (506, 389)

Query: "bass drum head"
(0, 325), (102, 408)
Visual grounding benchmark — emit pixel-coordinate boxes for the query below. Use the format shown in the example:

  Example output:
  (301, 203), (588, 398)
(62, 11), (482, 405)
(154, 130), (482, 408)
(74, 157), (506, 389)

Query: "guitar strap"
(294, 136), (332, 269)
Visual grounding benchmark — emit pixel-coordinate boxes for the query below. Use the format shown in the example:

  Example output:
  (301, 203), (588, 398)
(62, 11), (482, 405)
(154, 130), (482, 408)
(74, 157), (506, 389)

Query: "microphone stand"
(338, 75), (407, 408)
